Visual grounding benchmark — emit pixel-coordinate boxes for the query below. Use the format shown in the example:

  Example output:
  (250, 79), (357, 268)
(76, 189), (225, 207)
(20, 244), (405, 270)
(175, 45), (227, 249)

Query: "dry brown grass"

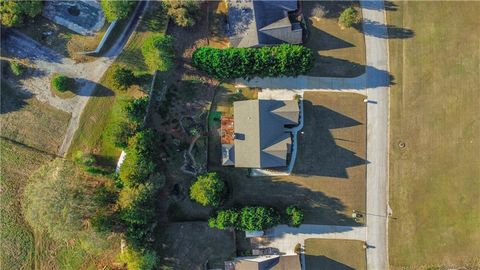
(388, 1), (480, 269)
(305, 239), (366, 270)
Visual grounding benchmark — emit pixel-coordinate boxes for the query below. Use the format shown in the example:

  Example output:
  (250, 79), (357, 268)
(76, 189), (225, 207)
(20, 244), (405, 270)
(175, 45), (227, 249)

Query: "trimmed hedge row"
(192, 45), (315, 79)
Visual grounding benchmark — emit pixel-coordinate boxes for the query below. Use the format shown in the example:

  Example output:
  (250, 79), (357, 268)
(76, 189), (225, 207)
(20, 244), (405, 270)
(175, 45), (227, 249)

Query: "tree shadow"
(226, 5), (254, 37)
(75, 79), (114, 97)
(294, 102), (367, 178)
(357, 19), (414, 39)
(311, 56), (366, 78)
(305, 255), (356, 270)
(0, 80), (32, 114)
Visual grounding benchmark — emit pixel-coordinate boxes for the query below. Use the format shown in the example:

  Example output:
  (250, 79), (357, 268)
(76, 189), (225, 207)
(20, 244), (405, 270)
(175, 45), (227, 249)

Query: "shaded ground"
(303, 1), (366, 77)
(204, 92), (366, 226)
(387, 1), (480, 269)
(305, 239), (366, 270)
(158, 222), (236, 270)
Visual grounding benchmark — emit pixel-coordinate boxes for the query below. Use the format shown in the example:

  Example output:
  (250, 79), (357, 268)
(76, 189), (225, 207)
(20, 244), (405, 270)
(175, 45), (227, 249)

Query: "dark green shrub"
(52, 74), (71, 92)
(113, 67), (136, 90)
(119, 247), (157, 270)
(339, 7), (360, 28)
(10, 61), (24, 76)
(192, 45), (314, 79)
(141, 34), (175, 72)
(111, 120), (136, 149)
(286, 205), (304, 227)
(124, 96), (149, 124)
(100, 0), (135, 22)
(190, 172), (225, 206)
(208, 209), (239, 230)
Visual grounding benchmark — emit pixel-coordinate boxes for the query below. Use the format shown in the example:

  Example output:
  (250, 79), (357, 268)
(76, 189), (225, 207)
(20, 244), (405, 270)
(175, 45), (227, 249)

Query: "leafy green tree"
(119, 247), (157, 270)
(286, 205), (304, 227)
(100, 0), (136, 22)
(141, 34), (175, 72)
(52, 74), (71, 92)
(239, 207), (280, 231)
(208, 209), (239, 230)
(339, 7), (360, 28)
(111, 120), (137, 149)
(119, 129), (160, 187)
(190, 172), (225, 207)
(23, 159), (108, 244)
(164, 0), (201, 28)
(10, 61), (24, 76)
(192, 45), (314, 79)
(113, 67), (136, 90)
(0, 0), (43, 27)
(124, 96), (149, 124)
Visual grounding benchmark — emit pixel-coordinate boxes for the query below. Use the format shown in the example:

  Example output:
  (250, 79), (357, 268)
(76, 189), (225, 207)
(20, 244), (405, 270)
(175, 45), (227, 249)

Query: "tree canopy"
(192, 45), (315, 79)
(164, 0), (201, 28)
(208, 207), (280, 231)
(100, 0), (136, 22)
(0, 0), (43, 27)
(141, 34), (175, 72)
(113, 66), (136, 90)
(190, 172), (225, 207)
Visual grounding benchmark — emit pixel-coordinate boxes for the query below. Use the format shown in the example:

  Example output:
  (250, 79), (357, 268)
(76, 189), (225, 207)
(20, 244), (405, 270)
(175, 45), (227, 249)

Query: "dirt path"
(2, 1), (148, 157)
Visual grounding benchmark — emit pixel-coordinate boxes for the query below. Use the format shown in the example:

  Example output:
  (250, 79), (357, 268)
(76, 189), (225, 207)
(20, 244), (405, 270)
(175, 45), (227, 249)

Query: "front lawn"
(305, 239), (366, 270)
(303, 1), (366, 77)
(388, 1), (480, 269)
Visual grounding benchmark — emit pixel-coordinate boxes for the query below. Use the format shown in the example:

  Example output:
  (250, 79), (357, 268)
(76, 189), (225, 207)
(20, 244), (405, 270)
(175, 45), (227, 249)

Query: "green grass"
(0, 80), (71, 154)
(67, 2), (168, 167)
(388, 2), (480, 269)
(305, 239), (366, 270)
(0, 139), (54, 270)
(303, 1), (365, 77)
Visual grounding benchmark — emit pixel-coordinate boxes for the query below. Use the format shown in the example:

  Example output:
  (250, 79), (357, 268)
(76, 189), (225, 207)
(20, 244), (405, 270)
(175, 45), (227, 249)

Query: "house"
(221, 100), (299, 168)
(226, 255), (302, 270)
(227, 0), (303, 47)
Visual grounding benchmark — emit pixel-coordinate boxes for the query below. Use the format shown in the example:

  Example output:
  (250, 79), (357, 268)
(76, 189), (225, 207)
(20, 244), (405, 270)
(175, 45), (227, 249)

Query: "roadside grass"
(303, 1), (365, 77)
(205, 91), (366, 225)
(157, 222), (236, 269)
(67, 2), (168, 168)
(0, 139), (54, 270)
(0, 80), (71, 154)
(387, 1), (480, 269)
(305, 239), (366, 270)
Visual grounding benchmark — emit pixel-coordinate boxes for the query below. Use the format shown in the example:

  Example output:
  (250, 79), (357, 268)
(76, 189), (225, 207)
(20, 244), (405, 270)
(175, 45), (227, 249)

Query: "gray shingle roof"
(228, 0), (303, 47)
(233, 100), (299, 168)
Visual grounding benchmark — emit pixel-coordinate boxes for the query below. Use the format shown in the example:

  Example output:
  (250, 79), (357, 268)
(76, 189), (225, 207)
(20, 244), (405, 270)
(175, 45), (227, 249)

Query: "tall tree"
(100, 0), (135, 22)
(164, 0), (201, 28)
(0, 0), (43, 27)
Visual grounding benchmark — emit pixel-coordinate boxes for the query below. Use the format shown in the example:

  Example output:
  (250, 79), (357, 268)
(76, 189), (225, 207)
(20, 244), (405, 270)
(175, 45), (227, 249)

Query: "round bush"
(189, 172), (225, 207)
(10, 61), (24, 76)
(286, 205), (304, 227)
(52, 74), (71, 92)
(113, 67), (136, 90)
(339, 7), (360, 28)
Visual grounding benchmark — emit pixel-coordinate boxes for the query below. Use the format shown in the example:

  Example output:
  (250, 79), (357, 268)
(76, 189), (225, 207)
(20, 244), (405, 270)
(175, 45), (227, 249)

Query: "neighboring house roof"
(233, 255), (301, 270)
(233, 100), (299, 168)
(228, 0), (303, 47)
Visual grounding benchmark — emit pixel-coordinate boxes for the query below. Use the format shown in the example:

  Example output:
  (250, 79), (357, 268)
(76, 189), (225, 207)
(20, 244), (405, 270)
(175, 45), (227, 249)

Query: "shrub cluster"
(111, 97), (149, 149)
(141, 34), (175, 72)
(1, 1), (43, 27)
(192, 45), (315, 79)
(164, 0), (201, 28)
(209, 206), (280, 231)
(189, 172), (225, 207)
(113, 66), (136, 90)
(10, 61), (24, 76)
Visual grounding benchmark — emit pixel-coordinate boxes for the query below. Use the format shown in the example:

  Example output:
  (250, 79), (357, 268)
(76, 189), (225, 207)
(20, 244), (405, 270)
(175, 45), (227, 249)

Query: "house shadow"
(293, 102), (367, 178)
(357, 19), (414, 39)
(305, 255), (356, 270)
(305, 27), (355, 51)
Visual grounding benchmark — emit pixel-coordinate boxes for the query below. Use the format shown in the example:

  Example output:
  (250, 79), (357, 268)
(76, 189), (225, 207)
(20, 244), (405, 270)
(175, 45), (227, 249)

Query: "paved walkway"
(253, 225), (367, 255)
